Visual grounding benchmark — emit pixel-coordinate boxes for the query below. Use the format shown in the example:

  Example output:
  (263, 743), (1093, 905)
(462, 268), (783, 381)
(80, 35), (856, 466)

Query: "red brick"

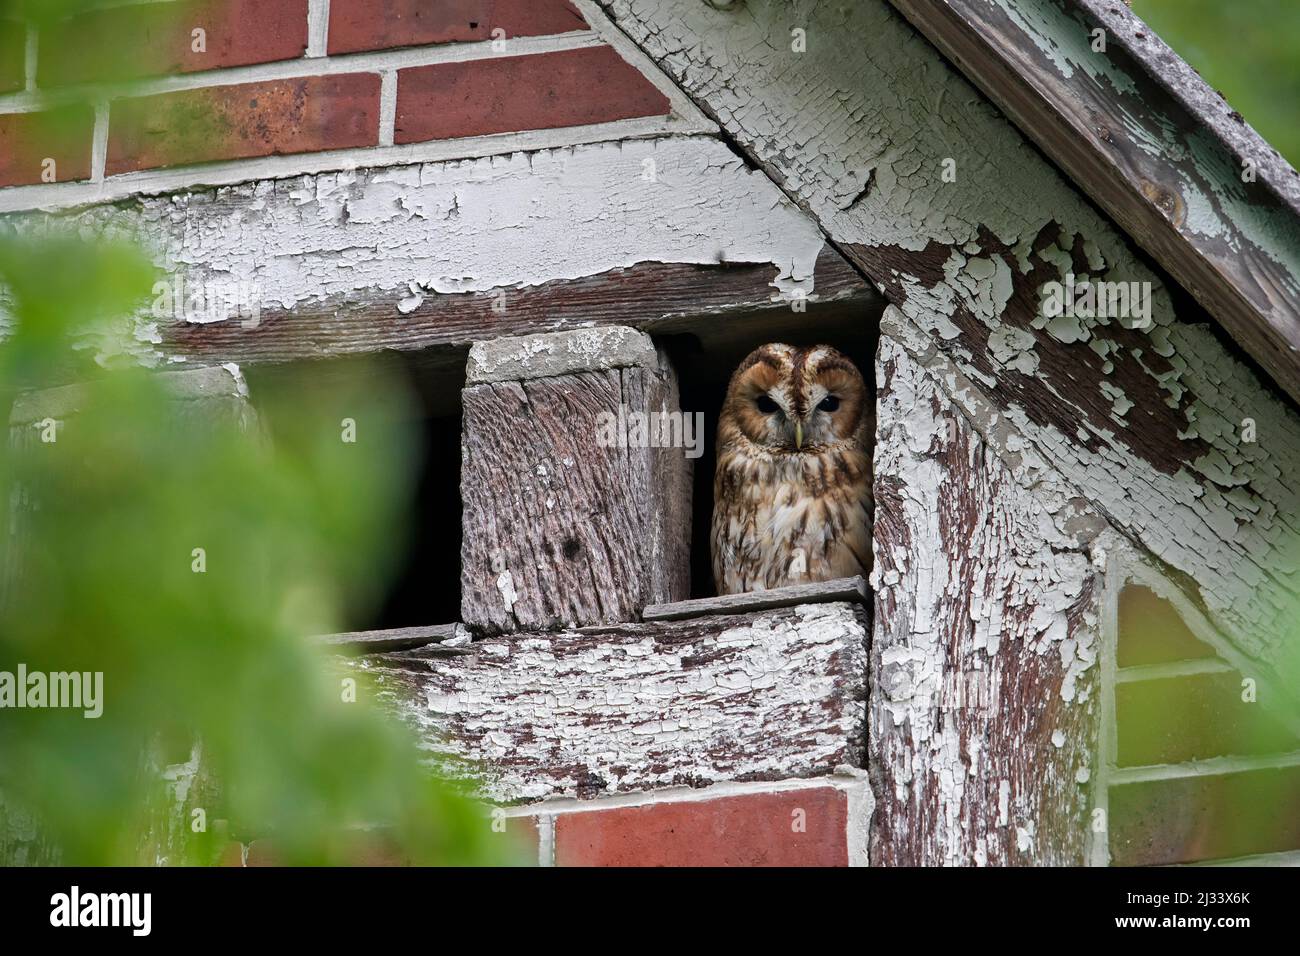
(0, 20), (25, 94)
(105, 73), (380, 175)
(328, 0), (586, 55)
(326, 831), (411, 866)
(1117, 669), (1299, 766)
(395, 45), (669, 145)
(1110, 766), (1300, 865)
(39, 0), (308, 87)
(0, 106), (95, 187)
(554, 788), (849, 867)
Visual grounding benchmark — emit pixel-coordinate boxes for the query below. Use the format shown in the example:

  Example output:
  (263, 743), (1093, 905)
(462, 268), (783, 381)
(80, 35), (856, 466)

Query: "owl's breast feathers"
(711, 439), (872, 595)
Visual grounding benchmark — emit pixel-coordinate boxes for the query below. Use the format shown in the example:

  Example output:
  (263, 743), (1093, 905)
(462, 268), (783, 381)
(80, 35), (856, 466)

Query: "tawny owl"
(711, 343), (872, 595)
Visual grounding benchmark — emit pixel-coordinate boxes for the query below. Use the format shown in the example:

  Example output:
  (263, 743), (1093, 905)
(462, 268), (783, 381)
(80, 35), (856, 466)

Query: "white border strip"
(1180, 848), (1300, 867)
(497, 773), (871, 817)
(306, 0), (330, 59)
(1114, 658), (1234, 684)
(23, 25), (37, 92)
(89, 100), (109, 184)
(0, 113), (707, 214)
(536, 814), (555, 867)
(377, 69), (397, 148)
(1088, 546), (1122, 867)
(1110, 749), (1300, 785)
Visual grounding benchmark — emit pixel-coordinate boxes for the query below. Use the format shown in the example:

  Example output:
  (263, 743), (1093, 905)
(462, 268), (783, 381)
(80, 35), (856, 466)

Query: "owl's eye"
(818, 395), (841, 412)
(755, 395), (779, 414)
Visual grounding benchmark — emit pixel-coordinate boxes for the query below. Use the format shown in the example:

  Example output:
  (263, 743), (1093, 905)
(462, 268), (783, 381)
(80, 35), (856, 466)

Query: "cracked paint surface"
(873, 333), (1100, 865)
(1, 134), (825, 366)
(601, 0), (1300, 681)
(351, 602), (868, 803)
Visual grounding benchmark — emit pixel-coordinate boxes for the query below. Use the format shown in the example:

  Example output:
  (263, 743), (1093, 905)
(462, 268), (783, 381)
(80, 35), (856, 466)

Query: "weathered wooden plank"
(313, 623), (458, 654)
(466, 325), (659, 385)
(16, 134), (869, 369)
(460, 327), (692, 633)
(163, 251), (873, 366)
(643, 576), (867, 622)
(600, 0), (1300, 687)
(871, 335), (1101, 865)
(350, 602), (869, 802)
(886, 0), (1300, 406)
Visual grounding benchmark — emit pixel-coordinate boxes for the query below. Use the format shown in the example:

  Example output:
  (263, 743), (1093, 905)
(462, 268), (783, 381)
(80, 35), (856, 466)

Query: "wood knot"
(1138, 179), (1186, 228)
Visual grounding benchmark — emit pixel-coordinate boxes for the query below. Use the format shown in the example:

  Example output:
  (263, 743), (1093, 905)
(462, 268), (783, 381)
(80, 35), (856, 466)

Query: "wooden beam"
(161, 250), (875, 366)
(871, 335), (1101, 865)
(34, 134), (881, 370)
(348, 601), (868, 802)
(884, 0), (1300, 406)
(459, 327), (692, 634)
(643, 576), (867, 622)
(312, 623), (458, 654)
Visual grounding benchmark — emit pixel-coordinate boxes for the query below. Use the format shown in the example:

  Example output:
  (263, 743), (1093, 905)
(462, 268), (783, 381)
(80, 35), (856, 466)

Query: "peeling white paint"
(873, 335), (1099, 863)
(494, 570), (518, 613)
(601, 0), (1300, 681)
(8, 135), (825, 364)
(360, 602), (867, 802)
(466, 326), (658, 384)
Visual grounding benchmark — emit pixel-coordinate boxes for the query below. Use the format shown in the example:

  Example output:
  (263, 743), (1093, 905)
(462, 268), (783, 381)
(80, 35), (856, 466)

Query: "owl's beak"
(794, 420), (804, 450)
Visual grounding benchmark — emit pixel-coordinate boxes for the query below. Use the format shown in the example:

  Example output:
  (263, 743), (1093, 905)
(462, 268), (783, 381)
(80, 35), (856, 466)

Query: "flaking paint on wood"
(872, 336), (1101, 865)
(599, 0), (1300, 688)
(349, 602), (869, 802)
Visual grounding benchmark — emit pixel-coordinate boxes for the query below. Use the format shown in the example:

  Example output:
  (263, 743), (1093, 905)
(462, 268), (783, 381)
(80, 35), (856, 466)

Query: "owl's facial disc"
(722, 342), (865, 454)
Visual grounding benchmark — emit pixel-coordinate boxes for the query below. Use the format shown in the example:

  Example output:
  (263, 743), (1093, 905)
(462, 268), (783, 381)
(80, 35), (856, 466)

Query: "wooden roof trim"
(886, 0), (1300, 405)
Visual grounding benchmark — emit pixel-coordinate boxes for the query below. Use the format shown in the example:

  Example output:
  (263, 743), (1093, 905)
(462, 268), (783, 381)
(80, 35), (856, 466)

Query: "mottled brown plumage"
(711, 343), (872, 595)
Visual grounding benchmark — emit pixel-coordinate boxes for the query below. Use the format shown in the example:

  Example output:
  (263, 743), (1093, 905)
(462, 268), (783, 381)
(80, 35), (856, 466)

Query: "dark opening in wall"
(244, 350), (466, 631)
(662, 304), (880, 600)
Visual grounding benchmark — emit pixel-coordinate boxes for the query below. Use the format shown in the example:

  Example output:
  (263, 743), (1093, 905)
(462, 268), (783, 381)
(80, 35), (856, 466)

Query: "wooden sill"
(317, 576), (869, 652)
(313, 623), (457, 654)
(641, 576), (868, 622)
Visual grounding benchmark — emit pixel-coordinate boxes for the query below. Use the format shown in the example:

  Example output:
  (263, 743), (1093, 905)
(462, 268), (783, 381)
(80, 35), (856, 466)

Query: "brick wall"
(214, 779), (872, 867)
(0, 0), (670, 189)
